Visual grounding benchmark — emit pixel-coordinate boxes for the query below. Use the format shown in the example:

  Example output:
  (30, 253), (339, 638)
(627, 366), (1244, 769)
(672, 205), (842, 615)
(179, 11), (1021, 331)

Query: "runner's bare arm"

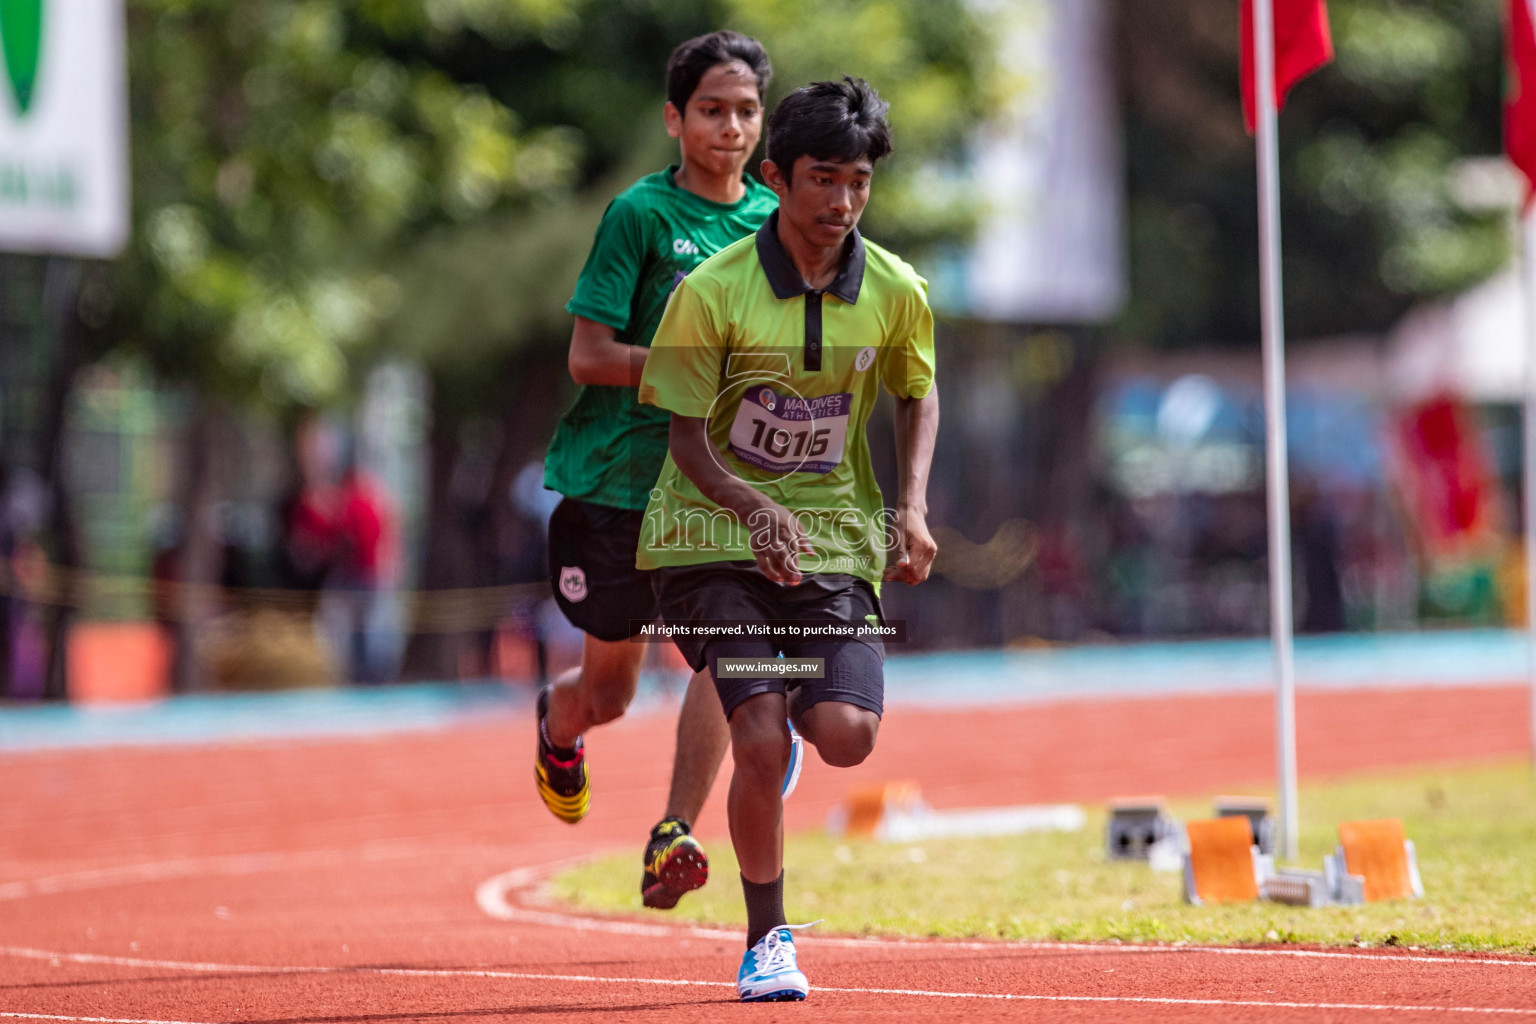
(568, 315), (648, 387)
(886, 387), (940, 585)
(668, 413), (815, 585)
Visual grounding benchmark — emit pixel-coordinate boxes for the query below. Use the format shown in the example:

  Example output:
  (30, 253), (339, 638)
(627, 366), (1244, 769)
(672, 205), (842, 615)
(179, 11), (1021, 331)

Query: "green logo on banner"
(0, 0), (43, 117)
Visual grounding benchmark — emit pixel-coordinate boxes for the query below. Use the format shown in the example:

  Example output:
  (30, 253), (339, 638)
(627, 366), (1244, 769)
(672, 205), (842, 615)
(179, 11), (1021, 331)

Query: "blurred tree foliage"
(1115, 0), (1507, 346)
(112, 0), (1000, 411)
(103, 0), (1516, 414)
(115, 0), (581, 407)
(373, 0), (998, 404)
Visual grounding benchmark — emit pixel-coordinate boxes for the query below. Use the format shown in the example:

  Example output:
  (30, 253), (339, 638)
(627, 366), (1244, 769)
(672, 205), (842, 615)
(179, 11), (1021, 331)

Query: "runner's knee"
(805, 703), (879, 767)
(728, 696), (790, 778)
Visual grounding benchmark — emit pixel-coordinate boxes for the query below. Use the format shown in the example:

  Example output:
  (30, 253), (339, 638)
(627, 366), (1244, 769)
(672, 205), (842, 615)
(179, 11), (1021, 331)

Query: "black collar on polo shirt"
(754, 210), (866, 371)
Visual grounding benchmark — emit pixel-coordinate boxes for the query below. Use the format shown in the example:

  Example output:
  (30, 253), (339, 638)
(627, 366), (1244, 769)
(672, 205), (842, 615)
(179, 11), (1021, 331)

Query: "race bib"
(728, 387), (851, 475)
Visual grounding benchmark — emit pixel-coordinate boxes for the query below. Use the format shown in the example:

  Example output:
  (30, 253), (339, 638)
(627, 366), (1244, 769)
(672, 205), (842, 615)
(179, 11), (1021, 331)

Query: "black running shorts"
(547, 497), (659, 642)
(653, 561), (885, 719)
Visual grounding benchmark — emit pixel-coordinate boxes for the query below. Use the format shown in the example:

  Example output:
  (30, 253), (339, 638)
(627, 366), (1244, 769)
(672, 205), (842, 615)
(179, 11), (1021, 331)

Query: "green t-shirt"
(636, 212), (936, 584)
(544, 167), (778, 510)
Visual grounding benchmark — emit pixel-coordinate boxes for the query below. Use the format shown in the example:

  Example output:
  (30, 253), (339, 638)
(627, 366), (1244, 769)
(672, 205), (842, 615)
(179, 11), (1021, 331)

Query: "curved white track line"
(475, 863), (1536, 968)
(10, 841), (1532, 972)
(2, 945), (1535, 1017)
(5, 845), (1535, 1020)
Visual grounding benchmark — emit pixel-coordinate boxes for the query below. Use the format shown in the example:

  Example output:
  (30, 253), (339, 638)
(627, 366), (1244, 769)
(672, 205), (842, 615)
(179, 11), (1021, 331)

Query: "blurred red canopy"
(1240, 0), (1334, 133)
(1507, 0), (1536, 208)
(1394, 396), (1502, 559)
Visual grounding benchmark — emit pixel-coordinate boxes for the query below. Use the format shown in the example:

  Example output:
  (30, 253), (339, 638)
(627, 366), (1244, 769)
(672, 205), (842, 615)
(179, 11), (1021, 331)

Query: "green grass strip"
(550, 760), (1536, 953)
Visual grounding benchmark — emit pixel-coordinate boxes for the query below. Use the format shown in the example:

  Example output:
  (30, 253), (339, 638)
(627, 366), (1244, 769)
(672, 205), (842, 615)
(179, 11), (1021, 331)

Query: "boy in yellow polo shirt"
(639, 77), (940, 1002)
(536, 31), (794, 912)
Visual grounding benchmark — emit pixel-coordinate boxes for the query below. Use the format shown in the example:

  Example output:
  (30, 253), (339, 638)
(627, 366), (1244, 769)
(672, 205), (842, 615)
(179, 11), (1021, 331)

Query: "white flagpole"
(1523, 210), (1536, 776)
(1253, 0), (1301, 861)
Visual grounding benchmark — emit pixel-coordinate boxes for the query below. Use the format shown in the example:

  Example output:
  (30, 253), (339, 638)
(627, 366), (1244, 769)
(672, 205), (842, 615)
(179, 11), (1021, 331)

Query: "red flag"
(1507, 0), (1536, 207)
(1240, 0), (1334, 133)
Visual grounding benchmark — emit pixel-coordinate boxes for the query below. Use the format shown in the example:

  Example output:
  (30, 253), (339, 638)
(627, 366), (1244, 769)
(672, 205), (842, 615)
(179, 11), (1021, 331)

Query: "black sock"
(742, 872), (785, 949)
(539, 716), (579, 761)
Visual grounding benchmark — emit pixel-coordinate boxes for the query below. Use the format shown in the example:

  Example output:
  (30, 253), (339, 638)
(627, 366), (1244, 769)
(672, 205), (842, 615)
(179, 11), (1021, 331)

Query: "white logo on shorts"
(559, 566), (588, 603)
(855, 346), (876, 372)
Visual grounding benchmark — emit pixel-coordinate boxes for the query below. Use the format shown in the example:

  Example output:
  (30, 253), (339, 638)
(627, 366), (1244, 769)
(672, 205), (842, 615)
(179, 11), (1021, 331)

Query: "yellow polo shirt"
(636, 211), (935, 583)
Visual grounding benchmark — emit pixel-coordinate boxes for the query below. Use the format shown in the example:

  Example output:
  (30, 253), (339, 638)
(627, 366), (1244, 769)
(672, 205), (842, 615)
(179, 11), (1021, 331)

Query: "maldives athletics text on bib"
(727, 386), (851, 475)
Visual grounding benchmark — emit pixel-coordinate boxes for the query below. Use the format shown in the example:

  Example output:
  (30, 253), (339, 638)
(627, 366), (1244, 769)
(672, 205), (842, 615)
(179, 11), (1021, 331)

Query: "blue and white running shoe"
(737, 927), (810, 1002)
(781, 721), (804, 799)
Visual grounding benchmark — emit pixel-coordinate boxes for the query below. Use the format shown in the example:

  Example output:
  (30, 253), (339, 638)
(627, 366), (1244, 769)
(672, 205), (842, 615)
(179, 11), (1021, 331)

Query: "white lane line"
(8, 847), (1529, 975)
(2, 1015), (217, 1024)
(0, 853), (345, 902)
(476, 864), (1536, 969)
(1, 948), (315, 974)
(3, 947), (1536, 1017)
(11, 844), (1530, 972)
(820, 992), (1536, 1015)
(0, 842), (514, 902)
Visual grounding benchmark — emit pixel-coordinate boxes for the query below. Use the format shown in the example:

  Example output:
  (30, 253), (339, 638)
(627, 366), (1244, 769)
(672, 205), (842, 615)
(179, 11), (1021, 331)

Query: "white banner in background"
(944, 0), (1126, 324)
(0, 0), (129, 257)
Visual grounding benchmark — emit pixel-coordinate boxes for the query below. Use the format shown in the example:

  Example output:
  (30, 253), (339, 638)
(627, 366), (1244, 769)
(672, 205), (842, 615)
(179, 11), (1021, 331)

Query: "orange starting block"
(827, 781), (926, 838)
(1182, 814), (1423, 907)
(1333, 819), (1423, 902)
(1182, 816), (1265, 905)
(825, 782), (1086, 842)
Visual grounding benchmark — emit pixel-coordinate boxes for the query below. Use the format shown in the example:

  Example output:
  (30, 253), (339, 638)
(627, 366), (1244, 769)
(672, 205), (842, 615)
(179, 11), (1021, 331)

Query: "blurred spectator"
(499, 462), (556, 682)
(278, 415), (342, 597)
(275, 413), (405, 685)
(325, 460), (400, 685)
(1036, 518), (1090, 640)
(7, 538), (49, 700)
(148, 504), (182, 683)
(4, 469), (50, 700)
(1296, 481), (1346, 633)
(0, 462), (12, 699)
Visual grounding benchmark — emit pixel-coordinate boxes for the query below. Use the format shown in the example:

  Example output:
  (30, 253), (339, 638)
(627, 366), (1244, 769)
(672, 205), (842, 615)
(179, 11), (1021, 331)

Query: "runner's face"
(666, 62), (763, 180)
(776, 155), (873, 249)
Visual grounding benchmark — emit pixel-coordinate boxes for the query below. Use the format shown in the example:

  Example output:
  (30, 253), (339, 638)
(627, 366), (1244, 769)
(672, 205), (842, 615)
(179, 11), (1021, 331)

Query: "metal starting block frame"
(1263, 867), (1345, 907)
(1318, 856), (1367, 906)
(1105, 797), (1181, 862)
(1214, 796), (1276, 856)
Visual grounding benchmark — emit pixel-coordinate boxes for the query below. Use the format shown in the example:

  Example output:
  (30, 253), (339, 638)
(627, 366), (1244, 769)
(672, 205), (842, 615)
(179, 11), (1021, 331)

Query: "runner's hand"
(747, 502), (815, 585)
(884, 507), (937, 585)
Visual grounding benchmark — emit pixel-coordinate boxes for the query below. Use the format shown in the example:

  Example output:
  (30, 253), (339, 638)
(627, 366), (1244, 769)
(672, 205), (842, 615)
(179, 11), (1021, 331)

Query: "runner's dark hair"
(766, 76), (892, 183)
(666, 31), (772, 113)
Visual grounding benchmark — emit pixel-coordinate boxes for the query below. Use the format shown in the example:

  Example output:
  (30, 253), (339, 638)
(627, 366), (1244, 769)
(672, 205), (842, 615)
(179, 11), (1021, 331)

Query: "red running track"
(3, 684), (1534, 1022)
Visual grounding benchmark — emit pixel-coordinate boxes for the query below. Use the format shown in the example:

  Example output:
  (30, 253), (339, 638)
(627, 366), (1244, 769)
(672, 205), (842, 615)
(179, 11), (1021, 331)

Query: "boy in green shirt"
(639, 78), (940, 1001)
(537, 31), (786, 910)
